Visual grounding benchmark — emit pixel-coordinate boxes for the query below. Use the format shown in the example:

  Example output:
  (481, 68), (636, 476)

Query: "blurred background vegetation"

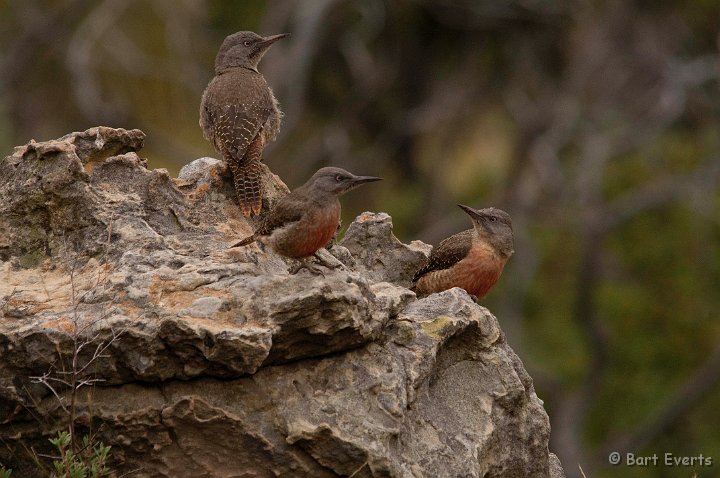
(2, 1), (719, 476)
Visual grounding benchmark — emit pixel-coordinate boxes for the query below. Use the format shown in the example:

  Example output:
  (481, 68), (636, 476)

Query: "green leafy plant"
(0, 465), (12, 478)
(49, 430), (111, 478)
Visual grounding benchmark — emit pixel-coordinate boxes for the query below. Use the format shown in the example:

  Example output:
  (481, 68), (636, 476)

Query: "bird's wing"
(201, 75), (272, 164)
(412, 229), (474, 283)
(255, 192), (306, 236)
(212, 103), (271, 163)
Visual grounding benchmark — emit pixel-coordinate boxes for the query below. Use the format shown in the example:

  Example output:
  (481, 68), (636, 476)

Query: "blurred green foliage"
(1, 1), (719, 476)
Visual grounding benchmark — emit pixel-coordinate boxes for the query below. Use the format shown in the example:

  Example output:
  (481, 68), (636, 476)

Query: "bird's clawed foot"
(469, 294), (480, 304)
(287, 250), (348, 276)
(313, 250), (348, 271)
(288, 259), (325, 276)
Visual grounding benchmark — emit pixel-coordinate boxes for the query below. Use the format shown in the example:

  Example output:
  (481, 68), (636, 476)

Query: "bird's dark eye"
(489, 217), (497, 222)
(335, 175), (344, 182)
(243, 41), (251, 46)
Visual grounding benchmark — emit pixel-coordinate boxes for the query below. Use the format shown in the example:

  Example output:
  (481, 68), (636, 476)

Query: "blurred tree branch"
(603, 341), (720, 459)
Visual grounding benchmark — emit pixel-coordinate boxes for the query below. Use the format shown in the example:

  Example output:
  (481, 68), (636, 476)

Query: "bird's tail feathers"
(231, 159), (264, 217)
(231, 234), (257, 248)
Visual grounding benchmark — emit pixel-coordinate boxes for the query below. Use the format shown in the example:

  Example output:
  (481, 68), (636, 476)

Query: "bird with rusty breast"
(200, 31), (288, 217)
(232, 167), (382, 274)
(412, 205), (514, 300)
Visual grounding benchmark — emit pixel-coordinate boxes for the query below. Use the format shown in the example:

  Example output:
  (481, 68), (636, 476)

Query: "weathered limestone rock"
(0, 128), (564, 477)
(339, 212), (431, 289)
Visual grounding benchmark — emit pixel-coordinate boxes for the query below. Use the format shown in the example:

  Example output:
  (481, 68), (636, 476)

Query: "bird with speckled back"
(200, 31), (288, 217)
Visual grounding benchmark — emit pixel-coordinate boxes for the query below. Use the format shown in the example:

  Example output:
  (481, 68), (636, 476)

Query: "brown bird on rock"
(232, 167), (382, 274)
(412, 205), (514, 300)
(200, 31), (288, 216)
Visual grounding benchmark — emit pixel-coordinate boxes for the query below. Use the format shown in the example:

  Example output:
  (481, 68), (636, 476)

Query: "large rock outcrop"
(0, 128), (564, 477)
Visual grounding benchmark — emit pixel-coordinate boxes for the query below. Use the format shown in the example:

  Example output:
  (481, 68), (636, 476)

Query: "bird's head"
(458, 204), (514, 257)
(215, 31), (289, 73)
(306, 167), (382, 197)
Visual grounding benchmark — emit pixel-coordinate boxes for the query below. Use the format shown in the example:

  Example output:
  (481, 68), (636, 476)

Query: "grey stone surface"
(0, 128), (564, 477)
(340, 212), (431, 289)
(550, 453), (567, 478)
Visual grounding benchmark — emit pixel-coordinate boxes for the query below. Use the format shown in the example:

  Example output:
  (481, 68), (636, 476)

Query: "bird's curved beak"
(260, 33), (290, 46)
(458, 204), (482, 220)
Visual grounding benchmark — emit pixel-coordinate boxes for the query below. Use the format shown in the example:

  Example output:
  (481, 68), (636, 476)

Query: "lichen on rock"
(0, 128), (564, 477)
